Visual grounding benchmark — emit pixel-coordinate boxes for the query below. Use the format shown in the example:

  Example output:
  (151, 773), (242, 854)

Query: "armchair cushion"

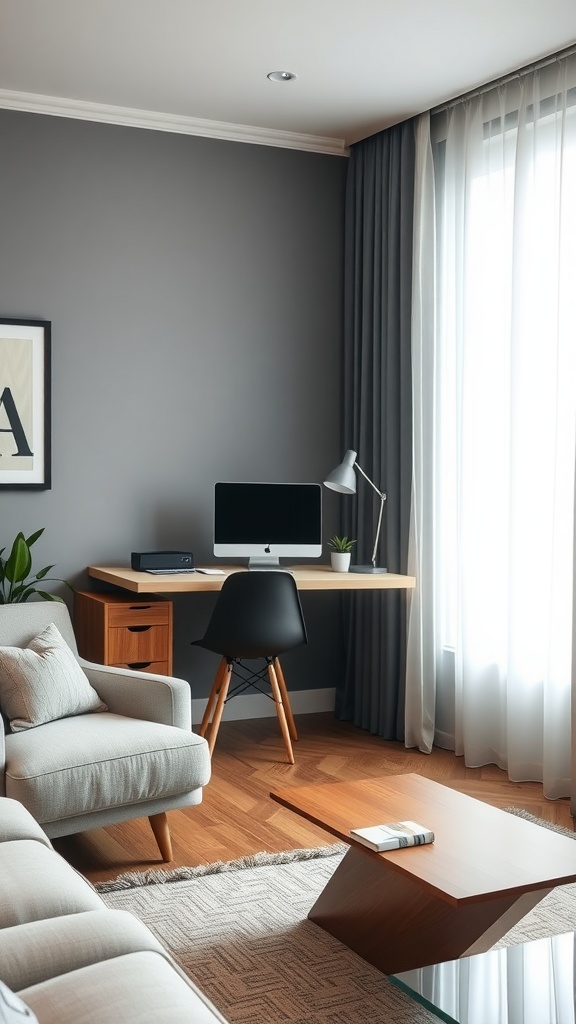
(0, 623), (107, 732)
(5, 713), (211, 825)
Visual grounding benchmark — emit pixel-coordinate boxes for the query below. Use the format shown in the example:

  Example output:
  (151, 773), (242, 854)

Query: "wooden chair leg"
(274, 657), (298, 742)
(201, 660), (232, 755)
(267, 660), (295, 764)
(199, 658), (229, 748)
(149, 811), (173, 862)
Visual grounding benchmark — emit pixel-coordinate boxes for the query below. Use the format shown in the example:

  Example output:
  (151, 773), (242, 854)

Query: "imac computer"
(213, 481), (322, 568)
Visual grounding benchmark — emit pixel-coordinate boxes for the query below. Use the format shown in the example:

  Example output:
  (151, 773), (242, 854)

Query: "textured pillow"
(0, 622), (107, 732)
(0, 980), (38, 1023)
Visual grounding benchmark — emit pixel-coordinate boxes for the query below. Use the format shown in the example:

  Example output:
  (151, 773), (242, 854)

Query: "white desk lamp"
(323, 449), (387, 574)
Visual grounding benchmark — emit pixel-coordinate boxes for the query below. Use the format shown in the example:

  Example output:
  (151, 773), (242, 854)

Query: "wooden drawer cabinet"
(73, 591), (173, 676)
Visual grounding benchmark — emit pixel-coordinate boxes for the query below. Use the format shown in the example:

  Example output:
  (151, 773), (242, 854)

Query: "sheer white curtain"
(406, 53), (576, 797)
(396, 933), (576, 1024)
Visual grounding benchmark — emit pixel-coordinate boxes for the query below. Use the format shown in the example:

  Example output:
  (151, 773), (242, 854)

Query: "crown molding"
(0, 89), (349, 157)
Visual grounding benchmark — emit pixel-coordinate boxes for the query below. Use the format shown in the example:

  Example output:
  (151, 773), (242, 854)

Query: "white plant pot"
(330, 552), (351, 572)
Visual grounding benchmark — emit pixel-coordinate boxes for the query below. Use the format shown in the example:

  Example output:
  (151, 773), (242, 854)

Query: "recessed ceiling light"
(267, 71), (297, 83)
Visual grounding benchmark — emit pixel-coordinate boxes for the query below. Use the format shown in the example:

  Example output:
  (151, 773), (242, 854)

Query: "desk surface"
(87, 564), (416, 594)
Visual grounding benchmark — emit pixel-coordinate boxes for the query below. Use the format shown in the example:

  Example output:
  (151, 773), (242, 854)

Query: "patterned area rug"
(96, 811), (576, 1024)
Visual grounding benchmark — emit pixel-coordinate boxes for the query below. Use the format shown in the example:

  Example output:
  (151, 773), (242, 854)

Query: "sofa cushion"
(0, 840), (102, 929)
(0, 796), (52, 848)
(0, 623), (107, 732)
(5, 713), (210, 825)
(20, 951), (229, 1024)
(0, 981), (38, 1024)
(0, 909), (169, 992)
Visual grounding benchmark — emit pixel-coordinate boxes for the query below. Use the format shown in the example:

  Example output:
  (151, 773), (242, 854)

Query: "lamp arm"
(355, 462), (387, 569)
(355, 462), (386, 501)
(371, 494), (386, 568)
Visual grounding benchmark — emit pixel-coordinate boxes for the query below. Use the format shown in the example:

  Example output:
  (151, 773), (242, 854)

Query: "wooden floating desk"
(84, 566), (416, 740)
(87, 564), (416, 595)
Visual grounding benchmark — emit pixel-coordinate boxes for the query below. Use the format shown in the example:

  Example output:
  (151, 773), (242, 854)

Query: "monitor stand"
(248, 556), (284, 571)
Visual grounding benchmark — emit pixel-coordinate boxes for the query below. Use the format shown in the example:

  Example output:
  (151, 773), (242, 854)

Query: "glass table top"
(391, 932), (576, 1024)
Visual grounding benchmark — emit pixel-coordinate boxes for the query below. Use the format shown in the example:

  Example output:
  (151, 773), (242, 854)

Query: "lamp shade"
(323, 450), (358, 494)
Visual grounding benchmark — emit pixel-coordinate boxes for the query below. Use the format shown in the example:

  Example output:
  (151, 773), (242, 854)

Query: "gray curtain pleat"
(336, 120), (415, 739)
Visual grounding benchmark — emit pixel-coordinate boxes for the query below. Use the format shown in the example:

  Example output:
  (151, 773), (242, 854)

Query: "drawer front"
(108, 624), (170, 664)
(106, 603), (170, 628)
(112, 660), (170, 675)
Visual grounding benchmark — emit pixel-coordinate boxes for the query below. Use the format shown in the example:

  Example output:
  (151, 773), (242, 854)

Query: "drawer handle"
(128, 662), (152, 670)
(129, 605), (153, 611)
(127, 625), (152, 633)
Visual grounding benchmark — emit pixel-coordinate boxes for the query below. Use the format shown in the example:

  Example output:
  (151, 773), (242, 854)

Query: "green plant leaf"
(10, 579), (36, 600)
(34, 565), (55, 580)
(328, 534), (356, 552)
(25, 528), (45, 548)
(0, 528), (66, 602)
(4, 534), (32, 583)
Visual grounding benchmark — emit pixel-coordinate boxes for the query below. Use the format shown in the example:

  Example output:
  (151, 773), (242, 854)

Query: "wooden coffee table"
(270, 774), (576, 975)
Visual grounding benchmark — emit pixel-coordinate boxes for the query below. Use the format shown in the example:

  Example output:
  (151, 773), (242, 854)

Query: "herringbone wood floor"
(54, 713), (575, 884)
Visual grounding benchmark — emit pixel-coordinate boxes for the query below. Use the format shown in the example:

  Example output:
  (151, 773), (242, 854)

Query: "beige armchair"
(0, 602), (210, 861)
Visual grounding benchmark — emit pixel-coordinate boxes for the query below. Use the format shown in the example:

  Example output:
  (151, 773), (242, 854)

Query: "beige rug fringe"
(504, 806), (576, 837)
(95, 842), (347, 892)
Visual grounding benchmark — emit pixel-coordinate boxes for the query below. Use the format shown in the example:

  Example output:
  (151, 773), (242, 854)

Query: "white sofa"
(0, 796), (229, 1024)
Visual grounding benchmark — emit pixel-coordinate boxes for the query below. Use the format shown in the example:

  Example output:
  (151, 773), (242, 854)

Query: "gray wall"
(0, 110), (348, 699)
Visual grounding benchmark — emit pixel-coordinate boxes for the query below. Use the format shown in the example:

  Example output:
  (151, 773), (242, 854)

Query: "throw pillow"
(0, 621), (107, 732)
(0, 981), (38, 1023)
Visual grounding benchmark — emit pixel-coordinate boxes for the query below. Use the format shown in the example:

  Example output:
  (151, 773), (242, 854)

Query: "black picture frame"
(0, 318), (51, 490)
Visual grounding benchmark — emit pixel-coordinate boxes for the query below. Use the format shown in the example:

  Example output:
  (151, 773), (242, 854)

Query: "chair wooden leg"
(199, 658), (229, 749)
(199, 657), (228, 735)
(267, 660), (295, 764)
(274, 657), (298, 742)
(200, 660), (232, 755)
(207, 661), (232, 754)
(149, 811), (173, 862)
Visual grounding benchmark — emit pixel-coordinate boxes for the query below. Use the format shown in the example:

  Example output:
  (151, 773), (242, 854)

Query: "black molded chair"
(192, 570), (307, 763)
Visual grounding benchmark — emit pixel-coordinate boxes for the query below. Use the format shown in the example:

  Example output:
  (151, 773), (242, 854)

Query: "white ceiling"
(1, 0), (576, 155)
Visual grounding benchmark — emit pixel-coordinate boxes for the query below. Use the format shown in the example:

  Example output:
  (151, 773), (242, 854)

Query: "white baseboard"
(192, 686), (335, 726)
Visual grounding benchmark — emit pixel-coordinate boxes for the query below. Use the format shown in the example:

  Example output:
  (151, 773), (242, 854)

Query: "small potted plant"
(0, 529), (68, 603)
(328, 535), (356, 572)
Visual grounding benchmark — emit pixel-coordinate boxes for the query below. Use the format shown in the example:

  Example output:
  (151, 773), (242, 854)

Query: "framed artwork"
(0, 318), (51, 490)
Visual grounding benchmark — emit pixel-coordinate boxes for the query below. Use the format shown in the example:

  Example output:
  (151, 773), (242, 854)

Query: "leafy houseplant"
(328, 535), (357, 553)
(328, 535), (356, 572)
(0, 529), (66, 603)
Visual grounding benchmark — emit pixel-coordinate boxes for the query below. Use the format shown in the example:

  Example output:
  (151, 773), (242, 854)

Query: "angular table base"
(308, 846), (551, 975)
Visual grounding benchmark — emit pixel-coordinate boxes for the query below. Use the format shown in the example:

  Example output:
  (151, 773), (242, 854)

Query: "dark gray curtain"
(336, 120), (415, 739)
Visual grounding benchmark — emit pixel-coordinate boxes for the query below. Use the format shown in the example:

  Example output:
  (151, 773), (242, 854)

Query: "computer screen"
(213, 481), (322, 568)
